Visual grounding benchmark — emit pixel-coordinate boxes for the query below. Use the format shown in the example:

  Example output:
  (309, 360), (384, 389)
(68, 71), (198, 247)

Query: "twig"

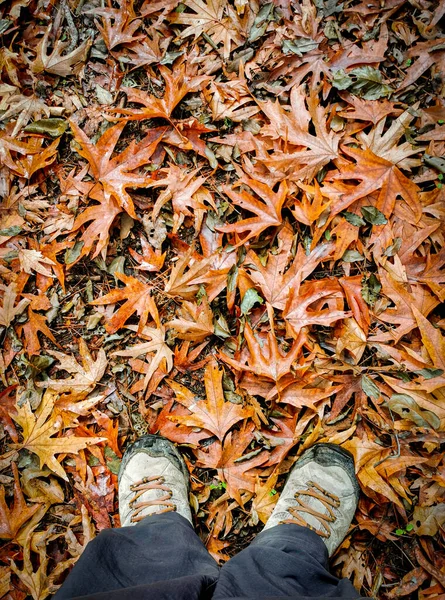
(64, 2), (79, 53)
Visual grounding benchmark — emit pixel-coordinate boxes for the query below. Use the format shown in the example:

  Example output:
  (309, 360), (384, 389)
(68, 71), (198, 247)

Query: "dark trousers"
(55, 513), (361, 600)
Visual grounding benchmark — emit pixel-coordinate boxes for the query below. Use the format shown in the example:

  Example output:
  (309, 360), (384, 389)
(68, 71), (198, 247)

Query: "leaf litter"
(0, 0), (444, 597)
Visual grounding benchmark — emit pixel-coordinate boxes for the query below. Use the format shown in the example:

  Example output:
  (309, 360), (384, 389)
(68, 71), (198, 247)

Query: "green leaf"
(395, 528), (405, 536)
(414, 367), (444, 379)
(343, 212), (365, 227)
(361, 273), (381, 306)
(282, 38), (319, 56)
(0, 225), (22, 237)
(361, 206), (388, 225)
(383, 237), (402, 257)
(24, 118), (68, 138)
(332, 66), (393, 99)
(361, 375), (380, 399)
(342, 250), (364, 262)
(406, 523), (414, 532)
(240, 288), (264, 315)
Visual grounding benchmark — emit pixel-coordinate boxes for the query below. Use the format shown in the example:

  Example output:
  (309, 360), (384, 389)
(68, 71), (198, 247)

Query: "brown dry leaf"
(170, 0), (245, 59)
(251, 470), (279, 525)
(31, 26), (91, 76)
(37, 339), (108, 399)
(217, 176), (288, 246)
(129, 236), (166, 272)
(112, 324), (174, 391)
(118, 64), (209, 123)
(11, 390), (106, 481)
(0, 283), (30, 327)
(168, 359), (252, 441)
(245, 225), (334, 309)
(91, 272), (158, 334)
(167, 297), (214, 342)
(21, 307), (58, 356)
(70, 121), (164, 218)
(0, 463), (42, 540)
(18, 248), (56, 278)
(93, 0), (144, 50)
(164, 248), (213, 300)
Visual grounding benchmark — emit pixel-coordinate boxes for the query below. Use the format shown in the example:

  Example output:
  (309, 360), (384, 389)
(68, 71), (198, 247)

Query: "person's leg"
(55, 435), (219, 600)
(213, 523), (358, 598)
(214, 444), (361, 599)
(55, 512), (219, 599)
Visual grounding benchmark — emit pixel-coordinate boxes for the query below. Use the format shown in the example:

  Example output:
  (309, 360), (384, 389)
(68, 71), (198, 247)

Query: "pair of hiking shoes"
(118, 435), (360, 556)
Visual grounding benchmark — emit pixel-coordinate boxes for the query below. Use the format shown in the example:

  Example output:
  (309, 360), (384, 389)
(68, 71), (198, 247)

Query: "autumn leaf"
(31, 26), (91, 76)
(170, 0), (245, 59)
(92, 0), (144, 50)
(70, 121), (165, 218)
(21, 307), (57, 356)
(37, 339), (108, 399)
(168, 359), (252, 441)
(0, 283), (30, 327)
(117, 64), (209, 123)
(0, 463), (41, 540)
(331, 146), (422, 222)
(12, 390), (106, 481)
(167, 297), (214, 342)
(91, 272), (158, 334)
(217, 177), (288, 246)
(112, 324), (174, 391)
(251, 470), (279, 525)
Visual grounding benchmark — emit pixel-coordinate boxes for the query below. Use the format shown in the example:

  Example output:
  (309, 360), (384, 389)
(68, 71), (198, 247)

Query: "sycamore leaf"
(0, 283), (30, 327)
(18, 248), (56, 277)
(245, 225), (334, 310)
(31, 26), (91, 76)
(37, 339), (108, 399)
(165, 248), (213, 300)
(12, 391), (106, 481)
(70, 121), (164, 218)
(251, 471), (279, 525)
(217, 177), (287, 246)
(0, 464), (41, 540)
(283, 279), (351, 337)
(117, 64), (209, 122)
(338, 93), (400, 125)
(167, 297), (214, 342)
(332, 146), (422, 222)
(129, 236), (166, 272)
(21, 307), (57, 356)
(92, 0), (144, 50)
(168, 359), (252, 441)
(112, 324), (174, 391)
(91, 272), (158, 334)
(170, 0), (245, 59)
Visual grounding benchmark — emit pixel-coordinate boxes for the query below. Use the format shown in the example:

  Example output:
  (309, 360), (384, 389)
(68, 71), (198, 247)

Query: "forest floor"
(0, 0), (445, 598)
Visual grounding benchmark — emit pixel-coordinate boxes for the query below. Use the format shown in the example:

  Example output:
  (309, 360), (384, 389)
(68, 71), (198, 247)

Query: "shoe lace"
(129, 475), (175, 523)
(280, 481), (340, 538)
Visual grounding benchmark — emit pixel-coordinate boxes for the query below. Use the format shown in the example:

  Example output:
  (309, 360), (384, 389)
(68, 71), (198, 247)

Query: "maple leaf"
(37, 339), (108, 399)
(2, 136), (60, 179)
(18, 248), (56, 277)
(170, 0), (245, 59)
(245, 225), (334, 310)
(331, 146), (422, 222)
(292, 181), (332, 226)
(0, 283), (30, 327)
(129, 236), (166, 272)
(251, 471), (279, 525)
(117, 64), (209, 123)
(164, 248), (213, 300)
(0, 92), (51, 137)
(283, 279), (352, 338)
(217, 177), (288, 246)
(204, 79), (259, 122)
(168, 359), (252, 441)
(338, 93), (400, 125)
(258, 86), (340, 181)
(112, 324), (174, 391)
(91, 272), (158, 334)
(71, 190), (121, 259)
(92, 0), (144, 50)
(149, 164), (215, 233)
(20, 306), (57, 356)
(12, 391), (106, 481)
(70, 121), (164, 218)
(167, 297), (214, 342)
(0, 463), (41, 540)
(31, 26), (91, 76)
(220, 321), (305, 384)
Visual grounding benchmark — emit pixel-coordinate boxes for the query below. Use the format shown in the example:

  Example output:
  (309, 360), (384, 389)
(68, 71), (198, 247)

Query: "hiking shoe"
(118, 434), (192, 527)
(263, 443), (360, 556)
